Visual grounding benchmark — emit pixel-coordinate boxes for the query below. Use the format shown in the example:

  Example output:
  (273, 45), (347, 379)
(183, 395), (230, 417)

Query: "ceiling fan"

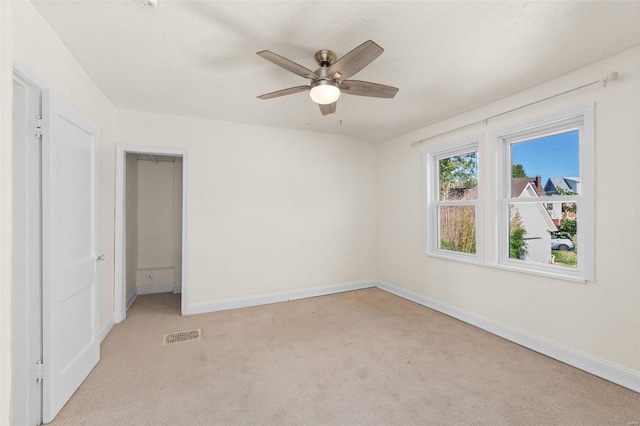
(256, 40), (399, 116)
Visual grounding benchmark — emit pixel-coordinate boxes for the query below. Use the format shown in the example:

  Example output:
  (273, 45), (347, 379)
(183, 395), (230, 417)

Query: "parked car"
(550, 233), (574, 251)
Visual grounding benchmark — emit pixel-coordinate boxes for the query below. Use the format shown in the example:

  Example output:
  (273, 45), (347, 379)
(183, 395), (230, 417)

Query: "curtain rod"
(410, 71), (618, 147)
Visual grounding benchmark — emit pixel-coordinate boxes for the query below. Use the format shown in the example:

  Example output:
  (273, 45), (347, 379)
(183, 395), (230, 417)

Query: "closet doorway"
(115, 145), (188, 322)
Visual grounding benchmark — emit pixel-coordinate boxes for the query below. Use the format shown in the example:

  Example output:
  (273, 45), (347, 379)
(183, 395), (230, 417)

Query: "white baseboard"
(99, 315), (114, 343)
(376, 279), (640, 394)
(185, 279), (377, 316)
(136, 283), (175, 295)
(125, 289), (138, 312)
(173, 284), (182, 294)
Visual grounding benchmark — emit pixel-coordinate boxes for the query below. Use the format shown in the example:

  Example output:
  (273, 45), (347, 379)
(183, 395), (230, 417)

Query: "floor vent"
(163, 329), (201, 345)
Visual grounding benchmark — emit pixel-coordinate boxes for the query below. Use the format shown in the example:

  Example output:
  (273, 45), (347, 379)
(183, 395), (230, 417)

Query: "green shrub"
(441, 239), (476, 254)
(509, 208), (528, 260)
(552, 250), (577, 267)
(559, 218), (577, 236)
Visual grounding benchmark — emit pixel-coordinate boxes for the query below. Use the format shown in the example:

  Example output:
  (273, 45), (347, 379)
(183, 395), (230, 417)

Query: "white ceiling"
(31, 1), (640, 143)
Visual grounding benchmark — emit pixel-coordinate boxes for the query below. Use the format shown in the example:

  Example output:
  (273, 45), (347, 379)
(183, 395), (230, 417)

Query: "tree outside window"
(437, 151), (478, 255)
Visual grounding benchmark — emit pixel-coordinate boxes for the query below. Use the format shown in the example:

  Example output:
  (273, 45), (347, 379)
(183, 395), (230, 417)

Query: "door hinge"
(36, 360), (43, 383)
(35, 116), (42, 138)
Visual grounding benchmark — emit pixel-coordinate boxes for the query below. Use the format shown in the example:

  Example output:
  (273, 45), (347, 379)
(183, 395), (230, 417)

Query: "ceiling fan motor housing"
(314, 49), (337, 67)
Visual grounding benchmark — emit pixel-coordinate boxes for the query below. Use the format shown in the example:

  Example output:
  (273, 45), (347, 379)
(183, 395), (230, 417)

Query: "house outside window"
(494, 106), (594, 281)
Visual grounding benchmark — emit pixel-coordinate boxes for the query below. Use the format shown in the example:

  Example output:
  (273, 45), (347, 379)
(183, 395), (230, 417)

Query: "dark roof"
(512, 176), (545, 197)
(444, 186), (478, 201)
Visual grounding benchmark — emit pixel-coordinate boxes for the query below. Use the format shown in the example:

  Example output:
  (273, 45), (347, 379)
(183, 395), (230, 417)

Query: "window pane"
(508, 202), (577, 268)
(439, 206), (476, 253)
(511, 130), (579, 197)
(439, 152), (478, 201)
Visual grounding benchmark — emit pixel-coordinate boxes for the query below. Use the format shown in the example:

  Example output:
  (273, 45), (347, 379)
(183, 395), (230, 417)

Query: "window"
(423, 140), (482, 262)
(494, 107), (593, 281)
(421, 107), (593, 282)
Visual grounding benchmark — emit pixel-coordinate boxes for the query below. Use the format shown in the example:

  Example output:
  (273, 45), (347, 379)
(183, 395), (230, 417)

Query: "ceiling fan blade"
(340, 80), (399, 98)
(319, 102), (337, 116)
(257, 85), (310, 100)
(327, 40), (384, 81)
(257, 50), (319, 80)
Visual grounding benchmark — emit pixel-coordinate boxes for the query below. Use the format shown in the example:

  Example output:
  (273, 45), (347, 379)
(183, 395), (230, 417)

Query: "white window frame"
(491, 105), (594, 282)
(423, 138), (483, 263)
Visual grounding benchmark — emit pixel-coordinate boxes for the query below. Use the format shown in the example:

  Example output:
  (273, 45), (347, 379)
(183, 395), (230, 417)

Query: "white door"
(41, 90), (100, 423)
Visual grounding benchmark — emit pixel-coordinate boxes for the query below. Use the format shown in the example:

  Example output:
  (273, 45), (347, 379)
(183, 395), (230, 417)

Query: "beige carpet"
(51, 288), (640, 425)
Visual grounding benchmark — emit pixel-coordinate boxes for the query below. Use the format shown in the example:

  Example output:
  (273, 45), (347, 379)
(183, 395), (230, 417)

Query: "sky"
(511, 130), (579, 186)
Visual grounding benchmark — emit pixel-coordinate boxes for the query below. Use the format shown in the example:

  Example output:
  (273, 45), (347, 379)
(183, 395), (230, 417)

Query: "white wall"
(116, 111), (377, 307)
(1, 2), (117, 422)
(0, 1), (380, 416)
(126, 156), (183, 298)
(136, 159), (178, 293)
(9, 1), (117, 327)
(377, 46), (640, 373)
(125, 154), (138, 301)
(1, 3), (377, 417)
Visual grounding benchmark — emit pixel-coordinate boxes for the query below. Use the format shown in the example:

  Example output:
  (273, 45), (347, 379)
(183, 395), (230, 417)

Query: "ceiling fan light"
(309, 81), (340, 105)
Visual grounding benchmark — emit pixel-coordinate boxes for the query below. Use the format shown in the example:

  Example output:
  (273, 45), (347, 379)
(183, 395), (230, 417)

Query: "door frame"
(11, 63), (45, 426)
(114, 144), (189, 322)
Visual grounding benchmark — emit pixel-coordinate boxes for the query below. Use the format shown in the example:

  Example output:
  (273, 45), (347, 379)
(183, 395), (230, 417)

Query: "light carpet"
(51, 288), (640, 425)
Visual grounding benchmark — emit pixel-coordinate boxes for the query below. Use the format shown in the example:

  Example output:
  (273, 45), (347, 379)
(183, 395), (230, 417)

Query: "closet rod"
(410, 71), (618, 147)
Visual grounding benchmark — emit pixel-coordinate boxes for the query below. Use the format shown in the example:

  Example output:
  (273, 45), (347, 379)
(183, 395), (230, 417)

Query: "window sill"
(424, 250), (483, 266)
(492, 260), (587, 283)
(423, 251), (588, 283)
